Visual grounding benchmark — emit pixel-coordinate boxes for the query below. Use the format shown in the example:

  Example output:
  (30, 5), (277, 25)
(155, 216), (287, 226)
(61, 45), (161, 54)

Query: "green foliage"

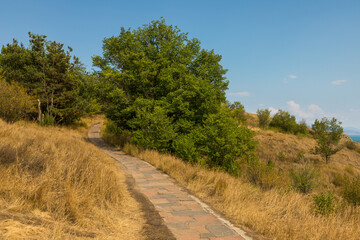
(313, 192), (337, 216)
(0, 78), (35, 122)
(290, 164), (319, 194)
(128, 99), (176, 152)
(228, 101), (247, 124)
(257, 109), (271, 129)
(0, 33), (87, 124)
(41, 113), (55, 126)
(297, 119), (308, 134)
(270, 110), (299, 134)
(93, 19), (257, 172)
(312, 117), (343, 164)
(172, 134), (199, 163)
(191, 111), (257, 173)
(342, 176), (360, 206)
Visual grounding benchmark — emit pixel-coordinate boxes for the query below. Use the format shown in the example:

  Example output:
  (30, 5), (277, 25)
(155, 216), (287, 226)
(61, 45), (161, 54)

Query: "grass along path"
(88, 123), (252, 240)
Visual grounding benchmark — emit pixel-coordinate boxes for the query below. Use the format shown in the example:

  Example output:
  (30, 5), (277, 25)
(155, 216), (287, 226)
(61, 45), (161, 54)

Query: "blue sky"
(1, 0), (359, 128)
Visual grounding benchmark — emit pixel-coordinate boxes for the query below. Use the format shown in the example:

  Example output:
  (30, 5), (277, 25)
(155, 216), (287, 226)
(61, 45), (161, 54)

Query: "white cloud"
(287, 100), (324, 119)
(288, 74), (297, 79)
(331, 79), (347, 85)
(268, 107), (279, 115)
(228, 91), (250, 97)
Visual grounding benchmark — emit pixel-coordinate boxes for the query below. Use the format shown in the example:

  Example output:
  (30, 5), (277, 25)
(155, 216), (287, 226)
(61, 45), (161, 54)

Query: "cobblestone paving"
(89, 123), (250, 240)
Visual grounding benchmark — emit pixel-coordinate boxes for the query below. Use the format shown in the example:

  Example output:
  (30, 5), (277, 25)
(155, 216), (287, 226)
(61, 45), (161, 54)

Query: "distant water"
(349, 135), (360, 143)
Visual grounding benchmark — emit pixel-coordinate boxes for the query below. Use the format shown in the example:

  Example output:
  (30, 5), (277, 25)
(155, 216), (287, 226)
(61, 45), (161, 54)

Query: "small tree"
(312, 117), (343, 164)
(0, 78), (34, 122)
(257, 109), (271, 129)
(229, 101), (247, 124)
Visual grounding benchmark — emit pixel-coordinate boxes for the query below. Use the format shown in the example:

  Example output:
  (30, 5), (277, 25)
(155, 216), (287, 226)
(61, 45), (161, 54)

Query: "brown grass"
(0, 119), (145, 240)
(103, 129), (360, 240)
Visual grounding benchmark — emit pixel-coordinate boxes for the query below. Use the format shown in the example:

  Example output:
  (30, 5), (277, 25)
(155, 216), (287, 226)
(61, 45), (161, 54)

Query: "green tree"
(312, 117), (343, 164)
(93, 18), (228, 130)
(94, 19), (256, 171)
(270, 110), (298, 133)
(229, 101), (247, 124)
(257, 109), (271, 129)
(0, 33), (85, 124)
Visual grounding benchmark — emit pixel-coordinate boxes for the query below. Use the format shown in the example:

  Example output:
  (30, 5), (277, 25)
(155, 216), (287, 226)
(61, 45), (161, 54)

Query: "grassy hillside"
(103, 113), (360, 240)
(0, 119), (145, 240)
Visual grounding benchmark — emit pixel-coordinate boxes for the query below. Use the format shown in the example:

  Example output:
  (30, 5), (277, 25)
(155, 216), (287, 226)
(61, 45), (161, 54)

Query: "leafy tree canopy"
(0, 33), (88, 124)
(312, 117), (343, 163)
(95, 19), (256, 173)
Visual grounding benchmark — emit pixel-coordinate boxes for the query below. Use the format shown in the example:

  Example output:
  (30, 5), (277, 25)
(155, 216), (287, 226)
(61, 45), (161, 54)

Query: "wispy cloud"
(283, 74), (297, 83)
(228, 91), (250, 97)
(331, 79), (347, 85)
(287, 100), (324, 119)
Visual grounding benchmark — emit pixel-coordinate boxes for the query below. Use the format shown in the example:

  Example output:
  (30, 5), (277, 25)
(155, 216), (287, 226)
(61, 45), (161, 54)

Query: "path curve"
(88, 123), (252, 240)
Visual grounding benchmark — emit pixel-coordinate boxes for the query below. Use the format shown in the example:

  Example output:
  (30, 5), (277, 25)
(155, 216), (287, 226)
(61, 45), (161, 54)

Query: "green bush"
(129, 100), (176, 152)
(192, 112), (257, 174)
(297, 119), (308, 134)
(41, 113), (55, 126)
(229, 101), (247, 124)
(342, 176), (360, 206)
(290, 164), (319, 194)
(0, 78), (34, 122)
(270, 110), (298, 133)
(313, 192), (336, 216)
(172, 134), (199, 163)
(257, 109), (271, 129)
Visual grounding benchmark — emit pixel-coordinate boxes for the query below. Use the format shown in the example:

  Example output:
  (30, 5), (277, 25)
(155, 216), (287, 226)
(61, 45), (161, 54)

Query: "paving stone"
(88, 123), (251, 240)
(206, 224), (237, 237)
(172, 210), (209, 216)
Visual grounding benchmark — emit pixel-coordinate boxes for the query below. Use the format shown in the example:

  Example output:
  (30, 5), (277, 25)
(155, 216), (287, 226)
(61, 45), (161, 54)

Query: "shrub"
(128, 99), (176, 152)
(246, 157), (282, 189)
(229, 101), (247, 124)
(192, 112), (257, 174)
(41, 113), (55, 126)
(342, 176), (360, 206)
(0, 78), (34, 122)
(257, 109), (271, 129)
(297, 119), (308, 134)
(290, 164), (319, 194)
(270, 110), (298, 133)
(313, 192), (337, 216)
(172, 134), (200, 163)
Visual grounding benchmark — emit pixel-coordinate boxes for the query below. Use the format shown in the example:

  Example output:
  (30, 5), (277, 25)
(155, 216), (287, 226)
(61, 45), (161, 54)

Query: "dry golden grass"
(0, 119), (145, 240)
(253, 127), (360, 188)
(103, 131), (360, 240)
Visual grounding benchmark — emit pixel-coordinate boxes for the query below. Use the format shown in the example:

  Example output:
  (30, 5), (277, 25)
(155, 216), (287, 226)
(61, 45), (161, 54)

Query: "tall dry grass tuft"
(116, 140), (360, 240)
(0, 120), (144, 240)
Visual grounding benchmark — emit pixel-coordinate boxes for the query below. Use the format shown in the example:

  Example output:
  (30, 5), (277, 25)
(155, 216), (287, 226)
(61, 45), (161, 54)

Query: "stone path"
(88, 123), (251, 240)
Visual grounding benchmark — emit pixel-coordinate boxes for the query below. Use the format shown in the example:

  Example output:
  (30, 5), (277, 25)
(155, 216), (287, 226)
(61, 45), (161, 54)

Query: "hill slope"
(0, 120), (145, 240)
